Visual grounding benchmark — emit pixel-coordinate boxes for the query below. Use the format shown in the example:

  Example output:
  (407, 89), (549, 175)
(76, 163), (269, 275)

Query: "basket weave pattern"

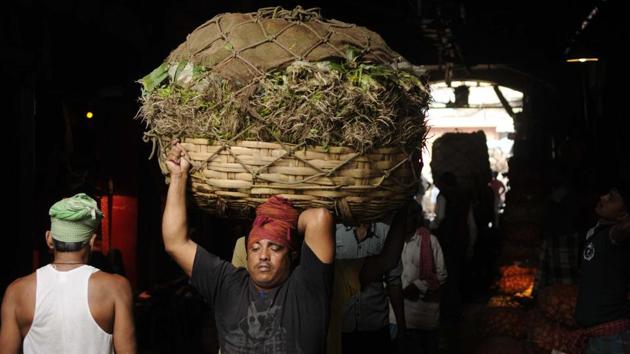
(163, 138), (419, 223)
(430, 131), (491, 190)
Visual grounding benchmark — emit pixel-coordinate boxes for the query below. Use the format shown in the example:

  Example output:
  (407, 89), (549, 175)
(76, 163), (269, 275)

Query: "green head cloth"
(49, 193), (103, 243)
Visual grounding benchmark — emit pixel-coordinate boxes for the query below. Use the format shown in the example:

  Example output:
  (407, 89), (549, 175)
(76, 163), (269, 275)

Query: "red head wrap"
(248, 196), (299, 250)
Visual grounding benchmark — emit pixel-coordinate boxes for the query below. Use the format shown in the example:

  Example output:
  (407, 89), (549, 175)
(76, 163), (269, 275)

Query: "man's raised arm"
(298, 208), (335, 264)
(610, 217), (630, 244)
(360, 204), (411, 285)
(162, 140), (198, 277)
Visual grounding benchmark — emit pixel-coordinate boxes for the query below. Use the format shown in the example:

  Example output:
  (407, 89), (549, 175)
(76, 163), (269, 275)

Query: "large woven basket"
(143, 7), (429, 224)
(430, 131), (491, 191)
(159, 139), (420, 224)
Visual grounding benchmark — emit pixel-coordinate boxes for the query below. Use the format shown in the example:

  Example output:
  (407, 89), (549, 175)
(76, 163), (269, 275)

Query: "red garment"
(248, 196), (299, 250)
(570, 318), (630, 354)
(489, 179), (504, 196)
(418, 227), (440, 291)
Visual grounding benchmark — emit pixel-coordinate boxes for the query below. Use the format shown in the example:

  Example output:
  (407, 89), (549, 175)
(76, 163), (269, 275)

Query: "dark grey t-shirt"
(575, 224), (630, 327)
(191, 243), (333, 354)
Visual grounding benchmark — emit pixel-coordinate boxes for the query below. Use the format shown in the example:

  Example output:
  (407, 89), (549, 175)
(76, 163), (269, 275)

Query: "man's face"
(595, 189), (628, 221)
(247, 239), (292, 290)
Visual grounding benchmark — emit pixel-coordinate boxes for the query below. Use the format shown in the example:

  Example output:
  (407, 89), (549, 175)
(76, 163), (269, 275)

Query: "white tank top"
(23, 264), (114, 354)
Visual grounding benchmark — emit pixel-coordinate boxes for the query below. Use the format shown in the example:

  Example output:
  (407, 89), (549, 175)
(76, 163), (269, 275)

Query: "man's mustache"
(256, 261), (272, 268)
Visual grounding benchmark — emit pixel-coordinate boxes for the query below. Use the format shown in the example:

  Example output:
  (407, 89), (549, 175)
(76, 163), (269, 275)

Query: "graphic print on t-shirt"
(583, 242), (595, 261)
(224, 302), (287, 354)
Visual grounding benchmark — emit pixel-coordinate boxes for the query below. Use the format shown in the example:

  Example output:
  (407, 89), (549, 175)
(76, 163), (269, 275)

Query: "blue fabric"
(585, 329), (630, 354)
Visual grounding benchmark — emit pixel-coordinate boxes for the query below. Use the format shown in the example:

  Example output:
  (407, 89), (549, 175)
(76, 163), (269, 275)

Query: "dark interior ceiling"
(3, 0), (619, 95)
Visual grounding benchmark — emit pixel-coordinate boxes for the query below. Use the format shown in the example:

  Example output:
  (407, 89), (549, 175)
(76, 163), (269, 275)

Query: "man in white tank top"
(0, 193), (136, 354)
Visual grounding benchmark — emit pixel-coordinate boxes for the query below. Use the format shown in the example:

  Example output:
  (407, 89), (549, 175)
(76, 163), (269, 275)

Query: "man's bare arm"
(360, 206), (409, 285)
(112, 275), (136, 354)
(610, 217), (630, 244)
(0, 283), (22, 354)
(298, 208), (334, 264)
(162, 141), (197, 277)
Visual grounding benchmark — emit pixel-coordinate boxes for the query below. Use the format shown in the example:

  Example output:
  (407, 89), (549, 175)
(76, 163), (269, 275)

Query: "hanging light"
(563, 1), (605, 64)
(565, 43), (599, 63)
(566, 58), (598, 63)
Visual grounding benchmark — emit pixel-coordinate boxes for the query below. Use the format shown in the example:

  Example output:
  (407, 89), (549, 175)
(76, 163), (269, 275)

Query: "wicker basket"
(430, 131), (491, 191)
(159, 139), (420, 224)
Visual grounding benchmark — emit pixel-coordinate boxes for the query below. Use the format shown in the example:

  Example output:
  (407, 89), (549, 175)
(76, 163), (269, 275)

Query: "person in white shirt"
(391, 217), (447, 354)
(335, 223), (405, 353)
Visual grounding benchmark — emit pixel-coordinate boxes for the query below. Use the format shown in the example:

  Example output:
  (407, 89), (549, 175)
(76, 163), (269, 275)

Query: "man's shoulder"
(90, 271), (131, 296)
(4, 273), (36, 300)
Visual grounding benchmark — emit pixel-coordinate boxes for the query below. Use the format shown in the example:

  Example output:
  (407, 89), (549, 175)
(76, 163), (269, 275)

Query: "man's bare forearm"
(162, 174), (189, 252)
(161, 173), (198, 276)
(360, 208), (408, 285)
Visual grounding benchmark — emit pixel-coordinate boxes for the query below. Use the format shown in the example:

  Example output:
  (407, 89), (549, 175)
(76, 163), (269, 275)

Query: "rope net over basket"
(430, 131), (492, 192)
(139, 6), (430, 223)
